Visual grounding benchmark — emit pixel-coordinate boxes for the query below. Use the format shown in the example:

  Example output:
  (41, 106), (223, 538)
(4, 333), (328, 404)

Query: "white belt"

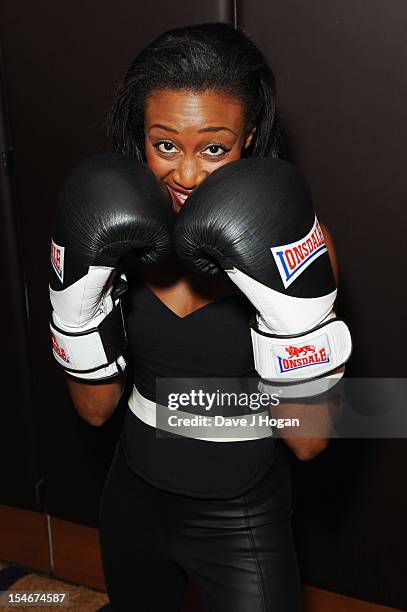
(128, 385), (274, 442)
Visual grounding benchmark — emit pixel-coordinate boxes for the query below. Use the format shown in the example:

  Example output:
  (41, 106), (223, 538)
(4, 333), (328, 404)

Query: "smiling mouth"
(167, 186), (190, 207)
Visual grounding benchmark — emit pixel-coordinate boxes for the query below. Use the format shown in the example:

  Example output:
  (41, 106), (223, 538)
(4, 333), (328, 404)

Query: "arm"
(320, 222), (339, 285)
(279, 222), (342, 461)
(65, 373), (127, 427)
(273, 365), (344, 461)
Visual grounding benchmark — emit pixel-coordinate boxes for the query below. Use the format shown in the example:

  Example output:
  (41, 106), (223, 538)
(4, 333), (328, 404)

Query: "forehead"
(145, 89), (245, 132)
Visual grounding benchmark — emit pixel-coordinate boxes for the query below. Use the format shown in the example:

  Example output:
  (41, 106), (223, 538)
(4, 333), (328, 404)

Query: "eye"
(203, 144), (229, 157)
(154, 141), (178, 154)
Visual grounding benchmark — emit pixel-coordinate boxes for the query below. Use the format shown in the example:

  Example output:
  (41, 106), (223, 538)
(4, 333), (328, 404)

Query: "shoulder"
(320, 222), (339, 285)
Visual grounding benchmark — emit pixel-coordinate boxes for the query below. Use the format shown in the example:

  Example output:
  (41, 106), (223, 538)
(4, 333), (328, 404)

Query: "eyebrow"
(149, 124), (238, 136)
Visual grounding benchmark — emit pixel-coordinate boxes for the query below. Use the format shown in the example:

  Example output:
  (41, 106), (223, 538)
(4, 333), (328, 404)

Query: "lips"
(167, 186), (190, 208)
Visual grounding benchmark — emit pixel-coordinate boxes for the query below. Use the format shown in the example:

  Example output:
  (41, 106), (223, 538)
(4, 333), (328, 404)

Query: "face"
(145, 89), (256, 212)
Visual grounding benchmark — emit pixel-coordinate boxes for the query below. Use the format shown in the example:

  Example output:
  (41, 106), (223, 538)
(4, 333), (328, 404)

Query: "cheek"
(227, 147), (244, 162)
(145, 145), (167, 179)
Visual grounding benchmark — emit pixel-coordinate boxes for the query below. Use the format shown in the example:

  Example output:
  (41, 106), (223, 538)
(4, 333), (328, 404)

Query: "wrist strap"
(251, 317), (352, 383)
(257, 371), (345, 400)
(50, 300), (127, 379)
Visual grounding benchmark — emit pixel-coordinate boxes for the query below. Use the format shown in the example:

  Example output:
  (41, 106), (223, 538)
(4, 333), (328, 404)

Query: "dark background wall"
(0, 0), (406, 609)
(237, 2), (407, 609)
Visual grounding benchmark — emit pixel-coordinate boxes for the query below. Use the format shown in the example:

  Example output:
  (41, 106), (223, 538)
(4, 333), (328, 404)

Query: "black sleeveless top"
(121, 267), (287, 499)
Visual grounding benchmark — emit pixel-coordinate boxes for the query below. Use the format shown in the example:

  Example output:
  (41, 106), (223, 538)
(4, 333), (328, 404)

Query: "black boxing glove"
(49, 153), (173, 381)
(174, 158), (351, 389)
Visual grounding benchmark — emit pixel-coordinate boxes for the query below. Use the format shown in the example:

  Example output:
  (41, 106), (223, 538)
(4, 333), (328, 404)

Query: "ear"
(244, 126), (257, 149)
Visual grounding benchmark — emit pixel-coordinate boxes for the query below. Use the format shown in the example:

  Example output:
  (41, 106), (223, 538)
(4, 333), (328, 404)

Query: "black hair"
(107, 22), (287, 161)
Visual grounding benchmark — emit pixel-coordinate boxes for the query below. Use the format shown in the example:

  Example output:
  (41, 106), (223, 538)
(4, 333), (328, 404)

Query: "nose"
(172, 159), (208, 191)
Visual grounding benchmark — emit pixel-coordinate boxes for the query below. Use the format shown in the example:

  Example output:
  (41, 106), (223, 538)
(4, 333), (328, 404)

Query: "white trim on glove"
(49, 266), (127, 381)
(49, 266), (115, 326)
(225, 267), (337, 334)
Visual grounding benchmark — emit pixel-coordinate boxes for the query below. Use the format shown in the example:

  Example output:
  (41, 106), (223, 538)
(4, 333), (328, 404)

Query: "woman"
(65, 23), (340, 611)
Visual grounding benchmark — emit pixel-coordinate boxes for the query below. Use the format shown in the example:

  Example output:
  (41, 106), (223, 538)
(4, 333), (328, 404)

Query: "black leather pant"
(99, 439), (302, 612)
